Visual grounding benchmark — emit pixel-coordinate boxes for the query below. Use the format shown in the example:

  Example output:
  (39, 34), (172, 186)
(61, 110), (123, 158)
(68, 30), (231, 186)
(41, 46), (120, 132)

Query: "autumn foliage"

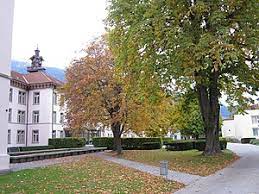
(62, 36), (174, 154)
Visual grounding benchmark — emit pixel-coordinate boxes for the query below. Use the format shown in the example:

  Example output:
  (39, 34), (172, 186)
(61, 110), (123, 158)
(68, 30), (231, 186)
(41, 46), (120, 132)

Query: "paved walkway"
(96, 153), (202, 185)
(175, 143), (259, 194)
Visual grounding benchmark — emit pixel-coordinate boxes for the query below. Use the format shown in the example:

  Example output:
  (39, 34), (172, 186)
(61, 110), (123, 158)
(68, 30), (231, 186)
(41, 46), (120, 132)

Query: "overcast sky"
(12, 0), (107, 69)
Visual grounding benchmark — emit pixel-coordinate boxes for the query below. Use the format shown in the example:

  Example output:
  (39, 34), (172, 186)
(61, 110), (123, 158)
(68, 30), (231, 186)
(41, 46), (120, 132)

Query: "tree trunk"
(197, 71), (221, 155)
(111, 122), (122, 155)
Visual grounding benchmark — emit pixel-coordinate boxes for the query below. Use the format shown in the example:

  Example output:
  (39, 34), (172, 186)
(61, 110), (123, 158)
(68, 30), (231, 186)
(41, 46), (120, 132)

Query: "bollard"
(160, 160), (168, 179)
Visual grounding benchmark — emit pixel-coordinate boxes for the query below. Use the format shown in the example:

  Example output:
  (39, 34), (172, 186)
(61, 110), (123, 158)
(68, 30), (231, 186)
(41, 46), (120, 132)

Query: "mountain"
(11, 60), (65, 81)
(220, 105), (231, 119)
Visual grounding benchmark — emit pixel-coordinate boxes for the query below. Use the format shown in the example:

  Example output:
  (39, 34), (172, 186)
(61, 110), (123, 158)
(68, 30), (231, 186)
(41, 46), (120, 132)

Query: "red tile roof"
(11, 71), (63, 86)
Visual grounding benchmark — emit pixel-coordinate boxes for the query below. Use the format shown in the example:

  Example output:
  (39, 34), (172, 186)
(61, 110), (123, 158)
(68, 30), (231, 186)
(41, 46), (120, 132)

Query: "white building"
(0, 0), (15, 173)
(222, 109), (259, 140)
(7, 49), (66, 147)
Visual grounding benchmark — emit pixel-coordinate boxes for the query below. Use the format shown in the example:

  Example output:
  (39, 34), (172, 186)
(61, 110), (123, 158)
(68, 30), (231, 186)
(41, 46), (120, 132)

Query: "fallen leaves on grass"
(0, 156), (184, 194)
(108, 150), (239, 176)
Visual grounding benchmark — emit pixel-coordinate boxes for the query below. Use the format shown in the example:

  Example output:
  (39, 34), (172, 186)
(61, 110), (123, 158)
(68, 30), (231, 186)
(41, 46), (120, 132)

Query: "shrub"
(48, 137), (86, 149)
(162, 137), (174, 145)
(165, 139), (227, 151)
(142, 142), (161, 150)
(92, 137), (161, 150)
(92, 137), (114, 149)
(166, 140), (194, 151)
(195, 139), (227, 151)
(7, 146), (54, 153)
(250, 139), (259, 145)
(194, 140), (206, 151)
(122, 138), (161, 150)
(225, 137), (240, 143)
(241, 138), (256, 144)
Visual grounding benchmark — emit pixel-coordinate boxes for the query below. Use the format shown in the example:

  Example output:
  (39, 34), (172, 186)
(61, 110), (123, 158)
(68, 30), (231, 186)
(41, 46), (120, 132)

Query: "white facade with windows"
(222, 109), (259, 140)
(0, 0), (15, 172)
(7, 49), (66, 148)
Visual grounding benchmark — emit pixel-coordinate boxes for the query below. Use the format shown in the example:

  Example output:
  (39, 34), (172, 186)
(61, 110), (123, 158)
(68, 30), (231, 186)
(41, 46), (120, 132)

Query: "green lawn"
(0, 156), (183, 194)
(110, 149), (239, 176)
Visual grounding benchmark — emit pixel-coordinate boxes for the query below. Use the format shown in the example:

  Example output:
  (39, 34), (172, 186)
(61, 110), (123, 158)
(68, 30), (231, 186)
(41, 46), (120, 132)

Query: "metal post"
(160, 160), (169, 179)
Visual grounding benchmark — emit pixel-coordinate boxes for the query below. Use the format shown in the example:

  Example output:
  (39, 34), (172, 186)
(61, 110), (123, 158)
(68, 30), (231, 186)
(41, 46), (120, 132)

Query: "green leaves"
(108, 0), (259, 111)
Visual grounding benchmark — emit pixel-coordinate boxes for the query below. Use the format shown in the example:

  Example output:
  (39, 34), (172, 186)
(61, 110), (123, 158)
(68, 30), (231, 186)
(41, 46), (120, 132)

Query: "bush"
(250, 139), (259, 145)
(165, 139), (228, 151)
(122, 138), (161, 150)
(48, 137), (86, 149)
(142, 142), (161, 150)
(7, 146), (54, 153)
(195, 139), (227, 151)
(166, 140), (194, 151)
(241, 138), (256, 144)
(194, 140), (206, 151)
(92, 137), (161, 150)
(225, 137), (240, 143)
(161, 137), (174, 145)
(92, 137), (114, 149)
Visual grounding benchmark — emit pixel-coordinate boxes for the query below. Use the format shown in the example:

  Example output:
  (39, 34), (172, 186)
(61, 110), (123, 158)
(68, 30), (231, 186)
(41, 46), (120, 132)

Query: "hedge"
(250, 139), (259, 145)
(92, 137), (161, 150)
(166, 139), (227, 151)
(241, 138), (256, 144)
(48, 137), (86, 149)
(7, 146), (54, 153)
(161, 137), (174, 145)
(165, 140), (194, 151)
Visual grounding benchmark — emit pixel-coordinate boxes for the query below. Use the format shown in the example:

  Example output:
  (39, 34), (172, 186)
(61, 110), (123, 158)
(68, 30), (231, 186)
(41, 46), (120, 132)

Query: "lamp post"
(0, 0), (15, 174)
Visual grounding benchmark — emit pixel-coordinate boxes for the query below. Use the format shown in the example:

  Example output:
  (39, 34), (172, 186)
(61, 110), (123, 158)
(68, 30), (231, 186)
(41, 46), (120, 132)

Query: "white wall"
(8, 86), (66, 147)
(222, 119), (235, 138)
(0, 0), (14, 172)
(222, 109), (259, 139)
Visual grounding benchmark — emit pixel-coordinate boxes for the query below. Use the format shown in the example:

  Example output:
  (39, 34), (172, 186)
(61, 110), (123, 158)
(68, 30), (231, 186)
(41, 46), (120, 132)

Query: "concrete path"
(96, 153), (202, 185)
(175, 143), (259, 194)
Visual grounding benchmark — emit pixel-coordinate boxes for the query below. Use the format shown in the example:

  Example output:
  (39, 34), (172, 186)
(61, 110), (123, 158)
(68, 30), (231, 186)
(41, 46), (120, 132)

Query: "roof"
(11, 70), (63, 87)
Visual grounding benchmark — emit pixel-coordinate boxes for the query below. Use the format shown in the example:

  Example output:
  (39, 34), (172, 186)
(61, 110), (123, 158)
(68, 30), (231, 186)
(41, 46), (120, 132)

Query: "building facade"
(7, 49), (66, 147)
(222, 109), (259, 140)
(0, 0), (15, 172)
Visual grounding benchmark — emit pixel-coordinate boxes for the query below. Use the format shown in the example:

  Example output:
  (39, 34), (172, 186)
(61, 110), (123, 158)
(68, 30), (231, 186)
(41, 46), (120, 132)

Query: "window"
(60, 113), (64, 124)
(253, 128), (259, 136)
(32, 111), (40, 123)
(8, 129), (11, 144)
(53, 111), (57, 124)
(52, 130), (56, 138)
(251, 116), (259, 124)
(60, 131), (64, 138)
(18, 91), (26, 105)
(8, 108), (12, 122)
(9, 88), (13, 102)
(33, 92), (40, 104)
(53, 92), (57, 105)
(17, 110), (26, 123)
(32, 130), (39, 143)
(17, 130), (25, 144)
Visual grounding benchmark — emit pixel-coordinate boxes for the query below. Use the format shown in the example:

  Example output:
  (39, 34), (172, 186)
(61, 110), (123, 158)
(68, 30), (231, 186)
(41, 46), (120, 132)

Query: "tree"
(62, 36), (175, 154)
(171, 93), (204, 139)
(61, 37), (126, 154)
(107, 0), (259, 155)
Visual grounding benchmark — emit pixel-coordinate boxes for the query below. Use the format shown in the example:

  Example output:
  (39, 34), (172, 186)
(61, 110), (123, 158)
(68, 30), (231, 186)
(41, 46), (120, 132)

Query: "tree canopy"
(62, 36), (176, 153)
(107, 0), (259, 155)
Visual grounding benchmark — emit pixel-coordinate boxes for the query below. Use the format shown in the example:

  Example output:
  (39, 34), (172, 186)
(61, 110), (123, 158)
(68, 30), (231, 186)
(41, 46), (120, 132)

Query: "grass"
(0, 156), (184, 194)
(109, 149), (239, 176)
